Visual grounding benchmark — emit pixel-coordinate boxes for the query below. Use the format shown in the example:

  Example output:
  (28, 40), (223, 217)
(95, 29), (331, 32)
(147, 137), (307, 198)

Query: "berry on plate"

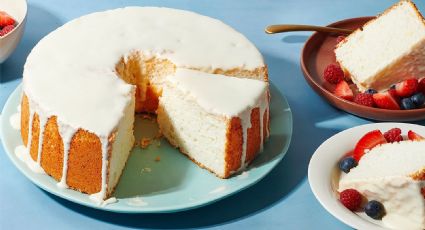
(339, 156), (357, 173)
(364, 200), (385, 220)
(353, 93), (375, 107)
(407, 130), (425, 141)
(353, 130), (387, 161)
(383, 128), (402, 143)
(324, 64), (344, 84)
(0, 24), (14, 37)
(339, 189), (362, 211)
(395, 78), (418, 98)
(0, 11), (15, 28)
(411, 92), (425, 107)
(401, 98), (416, 110)
(365, 89), (377, 94)
(334, 81), (353, 101)
(372, 91), (400, 110)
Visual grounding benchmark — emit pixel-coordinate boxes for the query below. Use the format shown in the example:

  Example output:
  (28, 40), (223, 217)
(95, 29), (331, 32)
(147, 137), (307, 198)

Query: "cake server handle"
(265, 24), (353, 35)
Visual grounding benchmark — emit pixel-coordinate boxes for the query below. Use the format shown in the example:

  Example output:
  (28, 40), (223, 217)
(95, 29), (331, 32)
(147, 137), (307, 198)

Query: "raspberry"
(340, 189), (362, 211)
(0, 24), (14, 37)
(336, 36), (346, 43)
(323, 64), (344, 84)
(353, 93), (375, 107)
(384, 128), (402, 143)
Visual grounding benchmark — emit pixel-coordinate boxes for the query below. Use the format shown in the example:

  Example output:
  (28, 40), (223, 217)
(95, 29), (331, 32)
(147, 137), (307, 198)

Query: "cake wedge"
(339, 140), (425, 229)
(157, 69), (270, 178)
(335, 0), (425, 92)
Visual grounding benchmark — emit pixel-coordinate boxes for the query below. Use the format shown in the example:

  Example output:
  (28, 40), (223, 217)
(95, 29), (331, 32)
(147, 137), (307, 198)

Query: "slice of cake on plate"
(335, 0), (425, 92)
(339, 140), (425, 229)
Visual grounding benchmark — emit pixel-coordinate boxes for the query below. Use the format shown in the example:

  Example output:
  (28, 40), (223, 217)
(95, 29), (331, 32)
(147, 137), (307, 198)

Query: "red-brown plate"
(301, 16), (425, 121)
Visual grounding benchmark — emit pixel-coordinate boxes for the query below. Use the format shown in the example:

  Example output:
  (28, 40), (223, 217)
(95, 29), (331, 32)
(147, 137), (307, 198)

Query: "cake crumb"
(140, 137), (152, 149)
(154, 156), (161, 162)
(141, 114), (154, 120)
(141, 167), (152, 173)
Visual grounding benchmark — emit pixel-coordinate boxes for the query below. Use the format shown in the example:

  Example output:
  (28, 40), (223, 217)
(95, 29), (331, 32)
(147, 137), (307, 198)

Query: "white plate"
(308, 122), (425, 230)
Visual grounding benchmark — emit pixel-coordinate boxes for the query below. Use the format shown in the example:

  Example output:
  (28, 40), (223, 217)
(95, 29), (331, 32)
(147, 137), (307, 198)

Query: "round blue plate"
(0, 83), (292, 213)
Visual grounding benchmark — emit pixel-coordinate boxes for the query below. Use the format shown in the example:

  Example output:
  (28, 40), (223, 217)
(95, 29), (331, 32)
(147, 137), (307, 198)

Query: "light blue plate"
(0, 83), (292, 213)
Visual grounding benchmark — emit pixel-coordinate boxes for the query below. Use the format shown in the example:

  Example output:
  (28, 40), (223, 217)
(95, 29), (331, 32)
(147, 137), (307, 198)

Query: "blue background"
(1, 0), (421, 229)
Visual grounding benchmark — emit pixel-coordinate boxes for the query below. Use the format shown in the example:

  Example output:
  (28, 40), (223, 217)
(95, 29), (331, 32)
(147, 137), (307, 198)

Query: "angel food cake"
(337, 129), (425, 229)
(21, 7), (270, 203)
(335, 0), (425, 92)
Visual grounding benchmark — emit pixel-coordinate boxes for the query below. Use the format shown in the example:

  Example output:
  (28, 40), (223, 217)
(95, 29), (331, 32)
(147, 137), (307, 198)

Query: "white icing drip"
(9, 112), (21, 130)
(127, 197), (148, 207)
(239, 109), (252, 170)
(258, 91), (269, 152)
(24, 7), (264, 137)
(100, 197), (117, 207)
(26, 101), (35, 157)
(36, 113), (48, 166)
(57, 123), (76, 189)
(237, 171), (249, 180)
(89, 137), (109, 205)
(15, 145), (44, 173)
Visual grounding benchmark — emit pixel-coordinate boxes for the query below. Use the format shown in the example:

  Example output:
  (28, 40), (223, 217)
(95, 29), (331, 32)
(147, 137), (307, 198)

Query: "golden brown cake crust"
(22, 50), (269, 197)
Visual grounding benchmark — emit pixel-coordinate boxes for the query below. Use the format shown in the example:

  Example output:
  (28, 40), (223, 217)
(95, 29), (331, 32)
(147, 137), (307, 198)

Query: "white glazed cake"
(158, 69), (269, 178)
(21, 7), (270, 203)
(339, 141), (425, 229)
(335, 0), (425, 92)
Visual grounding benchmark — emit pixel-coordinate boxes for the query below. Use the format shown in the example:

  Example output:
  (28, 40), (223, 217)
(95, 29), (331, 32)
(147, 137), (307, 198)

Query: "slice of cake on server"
(339, 140), (425, 229)
(335, 0), (425, 92)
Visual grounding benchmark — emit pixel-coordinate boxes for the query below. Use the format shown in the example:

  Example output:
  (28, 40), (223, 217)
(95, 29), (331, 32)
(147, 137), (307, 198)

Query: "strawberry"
(0, 11), (15, 28)
(334, 81), (353, 101)
(353, 130), (387, 161)
(372, 91), (401, 110)
(324, 64), (344, 84)
(408, 130), (425, 141)
(339, 189), (363, 211)
(0, 24), (14, 37)
(395, 78), (419, 97)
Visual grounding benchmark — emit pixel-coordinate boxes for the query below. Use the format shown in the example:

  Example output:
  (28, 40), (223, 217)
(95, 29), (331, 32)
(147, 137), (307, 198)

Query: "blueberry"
(411, 93), (425, 106)
(365, 89), (377, 94)
(339, 157), (357, 173)
(401, 98), (416, 110)
(365, 200), (385, 220)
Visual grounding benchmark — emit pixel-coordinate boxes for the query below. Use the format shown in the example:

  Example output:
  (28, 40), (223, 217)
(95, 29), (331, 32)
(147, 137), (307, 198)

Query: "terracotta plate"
(301, 17), (425, 121)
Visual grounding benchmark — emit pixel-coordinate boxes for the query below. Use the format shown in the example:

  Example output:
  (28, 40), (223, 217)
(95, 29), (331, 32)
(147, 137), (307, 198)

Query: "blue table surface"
(2, 0), (424, 229)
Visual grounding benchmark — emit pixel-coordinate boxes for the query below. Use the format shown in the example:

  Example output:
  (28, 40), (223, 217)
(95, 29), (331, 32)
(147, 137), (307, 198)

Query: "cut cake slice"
(335, 0), (425, 92)
(339, 140), (425, 229)
(157, 69), (270, 178)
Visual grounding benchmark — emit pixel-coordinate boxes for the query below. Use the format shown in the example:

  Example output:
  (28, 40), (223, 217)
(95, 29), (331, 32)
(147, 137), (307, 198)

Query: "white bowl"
(0, 0), (27, 63)
(308, 122), (425, 230)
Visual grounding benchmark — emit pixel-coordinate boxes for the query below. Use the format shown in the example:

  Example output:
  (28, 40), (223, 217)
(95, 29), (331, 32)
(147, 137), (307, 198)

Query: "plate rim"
(308, 122), (425, 230)
(1, 82), (293, 213)
(299, 16), (425, 121)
